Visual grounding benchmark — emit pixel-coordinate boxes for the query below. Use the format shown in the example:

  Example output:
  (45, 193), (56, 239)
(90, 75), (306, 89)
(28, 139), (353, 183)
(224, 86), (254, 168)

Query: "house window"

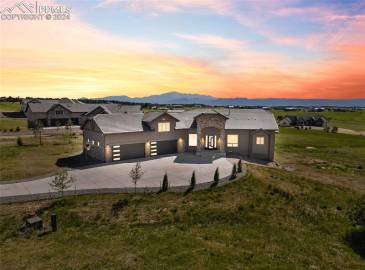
(189, 134), (197, 146)
(87, 138), (89, 142)
(92, 140), (95, 145)
(97, 141), (100, 147)
(158, 122), (170, 132)
(227, 134), (238, 147)
(256, 136), (265, 145)
(55, 110), (63, 115)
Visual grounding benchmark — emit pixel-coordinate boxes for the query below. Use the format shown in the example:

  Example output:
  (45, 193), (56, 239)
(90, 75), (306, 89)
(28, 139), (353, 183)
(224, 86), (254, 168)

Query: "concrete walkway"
(0, 154), (238, 202)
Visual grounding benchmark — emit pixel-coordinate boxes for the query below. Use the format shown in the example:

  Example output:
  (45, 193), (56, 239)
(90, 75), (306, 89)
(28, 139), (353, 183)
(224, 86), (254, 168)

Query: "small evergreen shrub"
(190, 171), (196, 189)
(16, 136), (23, 146)
(15, 126), (20, 132)
(9, 128), (13, 132)
(211, 168), (219, 188)
(111, 198), (129, 217)
(161, 173), (169, 192)
(230, 163), (237, 180)
(237, 159), (242, 173)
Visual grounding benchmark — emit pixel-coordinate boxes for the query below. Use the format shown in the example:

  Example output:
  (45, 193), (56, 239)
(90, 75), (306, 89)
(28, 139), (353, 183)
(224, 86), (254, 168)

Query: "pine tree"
(230, 163), (237, 180)
(237, 159), (242, 173)
(162, 173), (169, 192)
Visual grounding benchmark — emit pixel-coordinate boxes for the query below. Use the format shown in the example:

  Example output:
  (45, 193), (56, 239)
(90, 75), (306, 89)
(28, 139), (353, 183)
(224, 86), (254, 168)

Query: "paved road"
(0, 155), (237, 199)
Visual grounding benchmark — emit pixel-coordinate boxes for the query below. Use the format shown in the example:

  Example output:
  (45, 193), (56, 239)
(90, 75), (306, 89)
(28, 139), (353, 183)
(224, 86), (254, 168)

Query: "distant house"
(24, 100), (141, 128)
(279, 115), (328, 127)
(82, 108), (278, 163)
(21, 98), (76, 113)
(80, 104), (141, 125)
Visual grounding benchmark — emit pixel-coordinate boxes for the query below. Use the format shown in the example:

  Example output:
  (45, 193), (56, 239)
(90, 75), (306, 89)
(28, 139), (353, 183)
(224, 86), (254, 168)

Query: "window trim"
(158, 122), (170, 132)
(227, 134), (239, 147)
(188, 134), (197, 146)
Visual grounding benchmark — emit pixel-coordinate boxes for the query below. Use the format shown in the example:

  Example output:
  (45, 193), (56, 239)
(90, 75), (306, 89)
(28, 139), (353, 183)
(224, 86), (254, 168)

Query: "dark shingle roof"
(93, 113), (145, 133)
(91, 109), (278, 134)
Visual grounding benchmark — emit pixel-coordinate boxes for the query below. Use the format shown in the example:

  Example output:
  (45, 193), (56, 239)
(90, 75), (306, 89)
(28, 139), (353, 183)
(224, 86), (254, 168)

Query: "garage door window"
(189, 134), (197, 146)
(227, 134), (238, 147)
(256, 136), (265, 145)
(112, 145), (120, 161)
(158, 122), (170, 132)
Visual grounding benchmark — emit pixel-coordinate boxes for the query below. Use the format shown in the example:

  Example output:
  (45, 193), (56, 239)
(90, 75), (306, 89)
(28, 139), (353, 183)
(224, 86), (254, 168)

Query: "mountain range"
(100, 92), (365, 107)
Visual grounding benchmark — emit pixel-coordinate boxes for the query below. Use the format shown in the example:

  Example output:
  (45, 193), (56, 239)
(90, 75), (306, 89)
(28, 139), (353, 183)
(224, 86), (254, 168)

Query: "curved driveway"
(0, 155), (237, 200)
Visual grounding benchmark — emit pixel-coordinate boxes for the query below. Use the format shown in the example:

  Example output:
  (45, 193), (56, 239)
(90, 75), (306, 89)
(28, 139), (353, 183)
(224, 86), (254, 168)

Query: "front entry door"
(205, 135), (217, 149)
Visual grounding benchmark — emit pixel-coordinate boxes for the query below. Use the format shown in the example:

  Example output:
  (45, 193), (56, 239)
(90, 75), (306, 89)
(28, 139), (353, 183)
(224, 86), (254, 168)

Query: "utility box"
(26, 216), (43, 231)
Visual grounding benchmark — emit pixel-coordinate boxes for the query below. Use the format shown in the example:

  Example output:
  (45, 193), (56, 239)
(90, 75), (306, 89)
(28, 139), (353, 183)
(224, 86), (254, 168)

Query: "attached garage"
(112, 143), (145, 161)
(157, 140), (177, 155)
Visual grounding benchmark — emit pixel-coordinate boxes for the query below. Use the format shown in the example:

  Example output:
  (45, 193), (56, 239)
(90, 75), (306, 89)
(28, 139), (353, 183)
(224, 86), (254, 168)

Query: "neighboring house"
(25, 101), (141, 128)
(21, 98), (76, 113)
(82, 109), (278, 162)
(279, 115), (328, 127)
(81, 104), (141, 121)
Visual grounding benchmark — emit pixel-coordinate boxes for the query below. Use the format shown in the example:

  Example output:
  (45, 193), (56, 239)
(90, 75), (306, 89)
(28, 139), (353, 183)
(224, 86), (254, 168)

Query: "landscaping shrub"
(230, 163), (237, 180)
(184, 171), (196, 195)
(161, 173), (169, 192)
(349, 195), (365, 227)
(9, 128), (13, 132)
(331, 126), (338, 133)
(211, 168), (219, 188)
(190, 171), (196, 189)
(15, 126), (20, 132)
(16, 136), (23, 146)
(111, 198), (129, 217)
(2, 129), (7, 133)
(237, 159), (242, 173)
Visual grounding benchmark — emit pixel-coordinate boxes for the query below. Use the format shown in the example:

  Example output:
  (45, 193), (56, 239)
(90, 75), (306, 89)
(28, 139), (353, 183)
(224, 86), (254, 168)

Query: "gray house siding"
(83, 130), (105, 162)
(82, 109), (278, 163)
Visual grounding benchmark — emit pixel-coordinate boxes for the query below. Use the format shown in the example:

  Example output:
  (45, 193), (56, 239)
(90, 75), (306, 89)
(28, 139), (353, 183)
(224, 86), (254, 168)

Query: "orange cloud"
(0, 0), (364, 99)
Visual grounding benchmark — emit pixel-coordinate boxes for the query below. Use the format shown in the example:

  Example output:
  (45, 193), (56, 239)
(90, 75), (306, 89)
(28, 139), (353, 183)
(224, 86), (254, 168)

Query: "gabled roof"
(170, 109), (278, 130)
(93, 113), (145, 134)
(27, 103), (100, 113)
(142, 111), (180, 123)
(87, 109), (278, 134)
(85, 104), (141, 116)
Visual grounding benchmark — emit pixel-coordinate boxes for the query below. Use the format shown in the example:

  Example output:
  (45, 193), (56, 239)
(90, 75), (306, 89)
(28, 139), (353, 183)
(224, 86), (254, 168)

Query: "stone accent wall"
(196, 114), (226, 152)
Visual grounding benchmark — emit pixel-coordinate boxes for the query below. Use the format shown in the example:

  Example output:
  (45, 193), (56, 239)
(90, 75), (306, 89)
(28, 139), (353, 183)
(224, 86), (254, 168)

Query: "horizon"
(1, 0), (365, 99)
(8, 90), (365, 101)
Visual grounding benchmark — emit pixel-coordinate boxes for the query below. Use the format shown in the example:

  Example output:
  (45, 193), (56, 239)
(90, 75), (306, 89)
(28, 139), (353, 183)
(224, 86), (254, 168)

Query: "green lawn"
(1, 127), (365, 269)
(276, 128), (365, 191)
(0, 102), (21, 112)
(272, 110), (365, 131)
(0, 168), (363, 269)
(0, 135), (82, 181)
(0, 118), (27, 131)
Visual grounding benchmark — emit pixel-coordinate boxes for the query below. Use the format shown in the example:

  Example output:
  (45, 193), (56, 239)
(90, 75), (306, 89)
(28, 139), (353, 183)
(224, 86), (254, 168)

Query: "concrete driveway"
(0, 154), (237, 200)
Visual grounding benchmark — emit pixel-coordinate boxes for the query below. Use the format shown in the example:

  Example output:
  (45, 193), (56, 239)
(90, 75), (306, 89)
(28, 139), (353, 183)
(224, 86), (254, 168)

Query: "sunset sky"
(1, 0), (365, 99)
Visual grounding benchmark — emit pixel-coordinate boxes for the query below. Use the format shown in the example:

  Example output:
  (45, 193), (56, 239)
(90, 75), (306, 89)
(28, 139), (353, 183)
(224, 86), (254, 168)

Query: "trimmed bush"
(16, 136), (23, 146)
(9, 128), (13, 132)
(237, 159), (242, 173)
(184, 171), (196, 195)
(349, 196), (365, 227)
(190, 171), (196, 189)
(111, 198), (129, 217)
(161, 173), (169, 192)
(211, 168), (219, 188)
(230, 163), (237, 180)
(15, 126), (20, 132)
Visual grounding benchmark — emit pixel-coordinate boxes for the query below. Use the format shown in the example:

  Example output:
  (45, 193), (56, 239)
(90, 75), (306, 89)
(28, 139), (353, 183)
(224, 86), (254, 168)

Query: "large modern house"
(24, 99), (141, 127)
(82, 109), (278, 162)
